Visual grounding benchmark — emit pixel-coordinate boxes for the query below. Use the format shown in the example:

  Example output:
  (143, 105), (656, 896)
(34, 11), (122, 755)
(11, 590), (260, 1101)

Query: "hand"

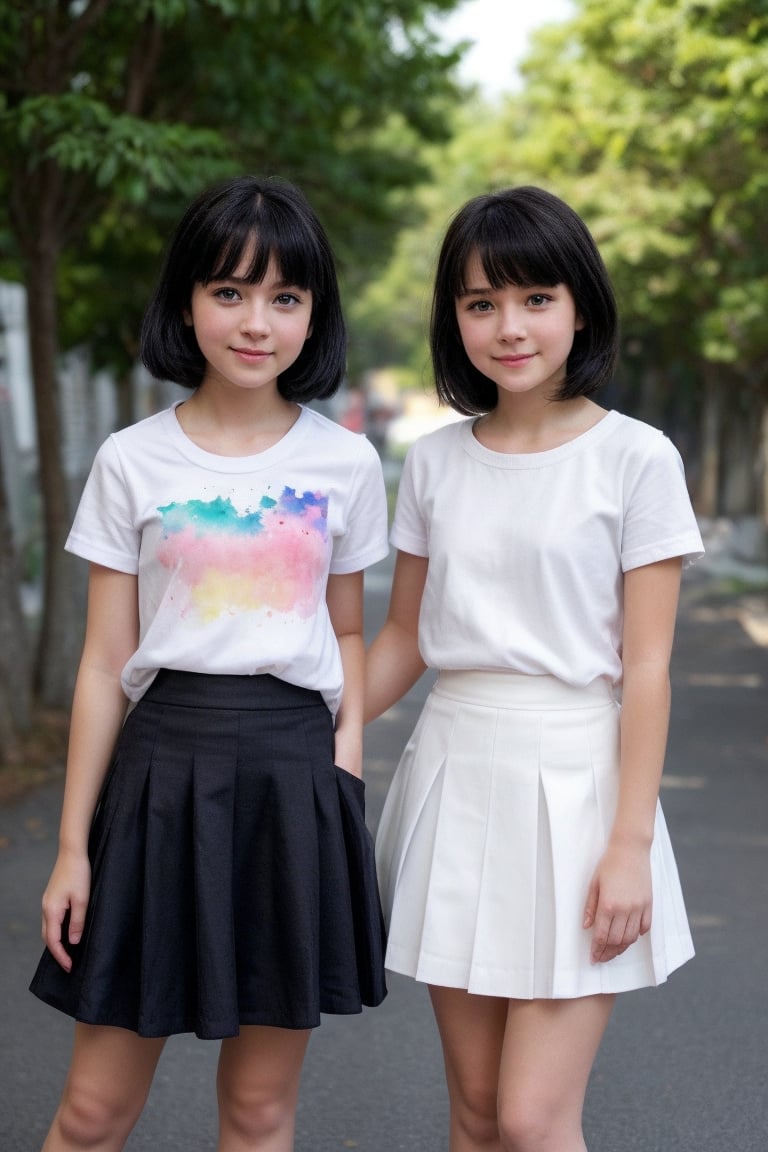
(583, 840), (653, 964)
(41, 848), (91, 971)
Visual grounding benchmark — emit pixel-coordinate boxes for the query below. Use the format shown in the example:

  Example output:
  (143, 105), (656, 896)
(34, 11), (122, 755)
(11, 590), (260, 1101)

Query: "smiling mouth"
(495, 353), (534, 365)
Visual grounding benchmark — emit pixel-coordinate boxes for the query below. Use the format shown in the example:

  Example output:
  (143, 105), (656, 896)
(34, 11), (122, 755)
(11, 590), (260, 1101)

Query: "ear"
(574, 313), (586, 332)
(183, 309), (193, 326)
(305, 323), (313, 340)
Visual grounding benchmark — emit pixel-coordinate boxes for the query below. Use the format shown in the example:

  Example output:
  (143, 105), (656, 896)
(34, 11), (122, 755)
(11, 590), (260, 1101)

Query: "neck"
(175, 384), (301, 456)
(475, 394), (604, 454)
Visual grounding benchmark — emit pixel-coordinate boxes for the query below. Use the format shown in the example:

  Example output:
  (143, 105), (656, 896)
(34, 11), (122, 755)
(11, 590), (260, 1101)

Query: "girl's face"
(455, 252), (584, 402)
(184, 248), (313, 397)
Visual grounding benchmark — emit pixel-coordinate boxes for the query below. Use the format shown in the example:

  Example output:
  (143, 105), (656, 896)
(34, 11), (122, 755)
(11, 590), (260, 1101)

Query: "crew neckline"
(162, 401), (310, 473)
(461, 409), (621, 469)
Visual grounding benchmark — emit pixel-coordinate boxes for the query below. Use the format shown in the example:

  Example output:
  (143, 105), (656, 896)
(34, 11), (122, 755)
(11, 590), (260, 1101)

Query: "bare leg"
(216, 1025), (311, 1152)
(497, 995), (616, 1152)
(429, 987), (615, 1152)
(42, 1023), (166, 1151)
(429, 985), (507, 1152)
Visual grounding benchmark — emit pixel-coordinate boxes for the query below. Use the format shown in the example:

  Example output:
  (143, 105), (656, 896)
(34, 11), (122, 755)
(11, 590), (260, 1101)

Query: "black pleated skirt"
(30, 671), (387, 1038)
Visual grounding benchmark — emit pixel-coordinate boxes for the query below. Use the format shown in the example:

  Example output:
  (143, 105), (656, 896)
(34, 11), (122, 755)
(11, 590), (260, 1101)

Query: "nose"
(240, 299), (270, 337)
(497, 304), (527, 341)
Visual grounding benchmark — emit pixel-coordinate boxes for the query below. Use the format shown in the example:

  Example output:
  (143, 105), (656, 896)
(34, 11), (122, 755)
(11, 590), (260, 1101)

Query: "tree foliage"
(353, 0), (768, 518)
(0, 0), (465, 724)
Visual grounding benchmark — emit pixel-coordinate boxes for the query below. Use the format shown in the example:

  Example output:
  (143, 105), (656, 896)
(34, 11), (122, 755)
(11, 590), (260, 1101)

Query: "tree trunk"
(116, 369), (136, 430)
(635, 362), (663, 427)
(0, 436), (32, 762)
(698, 363), (722, 517)
(761, 397), (768, 527)
(720, 385), (758, 517)
(26, 225), (83, 708)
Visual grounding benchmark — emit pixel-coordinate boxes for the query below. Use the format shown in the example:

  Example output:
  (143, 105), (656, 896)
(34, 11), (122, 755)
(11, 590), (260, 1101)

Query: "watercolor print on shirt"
(156, 487), (329, 623)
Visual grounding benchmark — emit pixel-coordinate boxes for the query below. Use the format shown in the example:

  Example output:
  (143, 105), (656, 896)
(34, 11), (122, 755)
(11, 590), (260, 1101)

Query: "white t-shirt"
(66, 403), (389, 715)
(391, 410), (704, 689)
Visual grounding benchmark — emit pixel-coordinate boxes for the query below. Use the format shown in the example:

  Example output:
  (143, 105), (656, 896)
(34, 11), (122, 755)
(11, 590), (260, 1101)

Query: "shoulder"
(402, 415), (470, 466)
(82, 410), (173, 486)
(301, 405), (380, 461)
(299, 405), (384, 476)
(603, 415), (698, 531)
(107, 406), (174, 456)
(600, 411), (684, 470)
(606, 411), (672, 449)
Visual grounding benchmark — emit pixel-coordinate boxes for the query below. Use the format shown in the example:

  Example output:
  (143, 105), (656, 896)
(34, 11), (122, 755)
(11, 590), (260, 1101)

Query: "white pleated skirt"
(375, 671), (694, 999)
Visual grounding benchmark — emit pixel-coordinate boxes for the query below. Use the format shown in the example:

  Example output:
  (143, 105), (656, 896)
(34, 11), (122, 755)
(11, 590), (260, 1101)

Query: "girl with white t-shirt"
(31, 175), (388, 1152)
(367, 186), (703, 1152)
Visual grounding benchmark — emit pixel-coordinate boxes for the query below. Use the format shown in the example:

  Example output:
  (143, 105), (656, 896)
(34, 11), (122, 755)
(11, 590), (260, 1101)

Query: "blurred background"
(1, 0), (767, 780)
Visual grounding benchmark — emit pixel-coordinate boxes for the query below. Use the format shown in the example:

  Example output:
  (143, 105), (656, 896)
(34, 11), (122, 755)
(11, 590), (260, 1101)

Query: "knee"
(52, 1077), (140, 1149)
(219, 1082), (296, 1146)
(497, 1098), (560, 1152)
(450, 1076), (500, 1147)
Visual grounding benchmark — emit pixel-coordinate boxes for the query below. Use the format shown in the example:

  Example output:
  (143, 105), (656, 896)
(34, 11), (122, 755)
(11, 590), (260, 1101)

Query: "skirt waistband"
(143, 670), (326, 712)
(433, 671), (616, 710)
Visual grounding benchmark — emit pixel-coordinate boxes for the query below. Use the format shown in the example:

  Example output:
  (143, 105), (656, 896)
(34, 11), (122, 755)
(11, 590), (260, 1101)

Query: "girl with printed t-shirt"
(31, 175), (388, 1152)
(367, 186), (703, 1152)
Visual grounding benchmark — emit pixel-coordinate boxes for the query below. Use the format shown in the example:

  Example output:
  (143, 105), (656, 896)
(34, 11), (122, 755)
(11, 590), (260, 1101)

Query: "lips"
(231, 347), (272, 361)
(495, 353), (535, 366)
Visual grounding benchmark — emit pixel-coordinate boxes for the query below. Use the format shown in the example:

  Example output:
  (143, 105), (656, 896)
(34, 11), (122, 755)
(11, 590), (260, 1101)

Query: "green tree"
(0, 0), (463, 718)
(0, 435), (31, 763)
(356, 0), (768, 524)
(515, 0), (768, 515)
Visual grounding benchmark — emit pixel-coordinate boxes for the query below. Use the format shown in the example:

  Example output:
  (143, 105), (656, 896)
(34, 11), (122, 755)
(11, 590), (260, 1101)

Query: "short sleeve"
(621, 435), (704, 571)
(65, 437), (140, 573)
(390, 442), (429, 557)
(328, 437), (389, 574)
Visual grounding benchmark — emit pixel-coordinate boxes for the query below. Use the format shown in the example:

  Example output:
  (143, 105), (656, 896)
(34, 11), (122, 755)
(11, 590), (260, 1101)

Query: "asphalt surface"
(1, 554), (767, 1151)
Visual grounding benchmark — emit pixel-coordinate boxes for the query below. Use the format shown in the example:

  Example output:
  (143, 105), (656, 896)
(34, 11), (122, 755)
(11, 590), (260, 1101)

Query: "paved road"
(1, 556), (767, 1151)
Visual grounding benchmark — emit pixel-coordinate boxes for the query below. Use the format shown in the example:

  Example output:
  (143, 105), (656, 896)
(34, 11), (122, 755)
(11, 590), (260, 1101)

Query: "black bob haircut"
(430, 186), (619, 415)
(140, 175), (346, 401)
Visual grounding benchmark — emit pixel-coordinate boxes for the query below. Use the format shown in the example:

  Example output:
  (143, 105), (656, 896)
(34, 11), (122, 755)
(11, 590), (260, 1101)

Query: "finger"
(42, 904), (73, 972)
(583, 878), (599, 929)
(67, 897), (88, 947)
(594, 910), (648, 963)
(592, 910), (633, 962)
(595, 943), (629, 963)
(44, 922), (73, 972)
(622, 913), (642, 947)
(590, 915), (614, 962)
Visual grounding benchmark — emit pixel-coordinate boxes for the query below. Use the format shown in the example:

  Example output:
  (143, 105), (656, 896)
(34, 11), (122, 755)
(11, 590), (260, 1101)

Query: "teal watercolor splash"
(158, 489), (328, 540)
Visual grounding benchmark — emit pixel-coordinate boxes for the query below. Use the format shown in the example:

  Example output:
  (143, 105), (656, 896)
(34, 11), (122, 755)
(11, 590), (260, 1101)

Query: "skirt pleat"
(30, 671), (386, 1038)
(375, 671), (694, 999)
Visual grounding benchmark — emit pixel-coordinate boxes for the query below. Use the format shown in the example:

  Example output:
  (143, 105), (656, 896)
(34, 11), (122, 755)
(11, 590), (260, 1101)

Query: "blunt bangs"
(198, 194), (329, 301)
(454, 207), (571, 297)
(431, 186), (619, 415)
(140, 175), (346, 398)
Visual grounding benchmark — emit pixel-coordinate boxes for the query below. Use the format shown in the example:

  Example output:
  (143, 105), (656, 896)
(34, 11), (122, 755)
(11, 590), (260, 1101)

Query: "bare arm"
(327, 570), (366, 778)
(41, 564), (139, 970)
(584, 556), (683, 963)
(364, 550), (429, 725)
